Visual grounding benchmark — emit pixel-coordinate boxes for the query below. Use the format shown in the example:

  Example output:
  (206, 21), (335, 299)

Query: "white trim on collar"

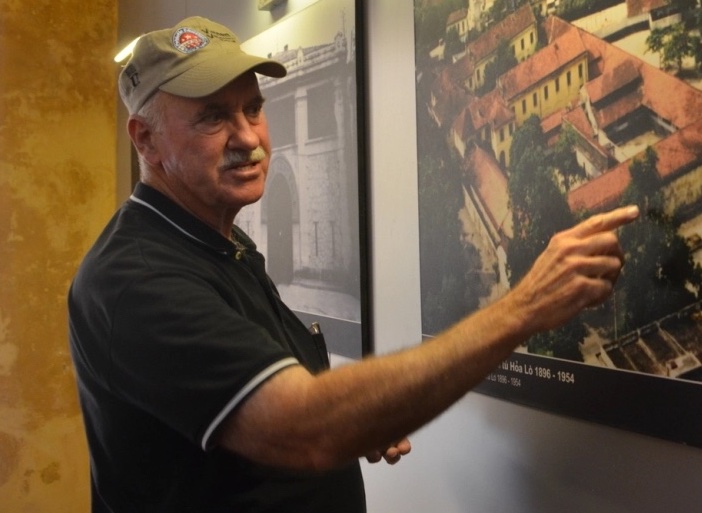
(129, 194), (229, 255)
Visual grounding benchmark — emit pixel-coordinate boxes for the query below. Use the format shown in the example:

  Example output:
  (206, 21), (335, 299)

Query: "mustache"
(220, 146), (268, 169)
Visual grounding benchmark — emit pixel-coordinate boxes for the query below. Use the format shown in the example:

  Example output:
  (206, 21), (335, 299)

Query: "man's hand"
(508, 205), (640, 335)
(365, 438), (412, 465)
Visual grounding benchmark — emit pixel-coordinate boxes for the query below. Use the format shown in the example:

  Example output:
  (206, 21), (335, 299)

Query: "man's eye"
(245, 104), (264, 118)
(201, 112), (225, 123)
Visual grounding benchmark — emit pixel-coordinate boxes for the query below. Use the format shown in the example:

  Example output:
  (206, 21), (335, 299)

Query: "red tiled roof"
(563, 105), (594, 138)
(639, 64), (702, 129)
(468, 3), (536, 63)
(430, 67), (470, 126)
(498, 25), (587, 101)
(541, 108), (564, 135)
(562, 105), (611, 160)
(543, 14), (571, 42)
(549, 16), (702, 130)
(468, 88), (514, 132)
(450, 51), (478, 86)
(568, 163), (629, 212)
(594, 88), (644, 130)
(568, 119), (702, 212)
(586, 59), (640, 105)
(656, 120), (702, 179)
(452, 105), (474, 141)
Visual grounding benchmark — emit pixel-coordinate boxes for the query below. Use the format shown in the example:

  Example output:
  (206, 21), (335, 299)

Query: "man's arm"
(214, 205), (640, 471)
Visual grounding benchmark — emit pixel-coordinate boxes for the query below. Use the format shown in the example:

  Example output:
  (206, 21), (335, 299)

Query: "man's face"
(148, 71), (272, 229)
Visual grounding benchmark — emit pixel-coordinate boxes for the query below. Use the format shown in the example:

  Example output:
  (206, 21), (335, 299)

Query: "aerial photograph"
(414, 0), (702, 383)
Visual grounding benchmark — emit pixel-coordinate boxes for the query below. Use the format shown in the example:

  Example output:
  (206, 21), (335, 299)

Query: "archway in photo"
(265, 160), (298, 285)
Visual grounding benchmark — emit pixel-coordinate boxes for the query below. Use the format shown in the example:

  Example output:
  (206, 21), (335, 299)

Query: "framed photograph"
(414, 0), (702, 447)
(241, 0), (369, 358)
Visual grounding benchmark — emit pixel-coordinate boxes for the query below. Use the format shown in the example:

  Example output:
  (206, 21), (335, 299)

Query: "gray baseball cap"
(118, 16), (286, 114)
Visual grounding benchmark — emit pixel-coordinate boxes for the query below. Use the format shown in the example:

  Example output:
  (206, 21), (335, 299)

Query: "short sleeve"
(109, 269), (298, 449)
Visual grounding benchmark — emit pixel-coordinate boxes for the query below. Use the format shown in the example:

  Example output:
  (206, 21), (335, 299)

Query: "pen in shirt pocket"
(309, 322), (330, 370)
(309, 322), (321, 335)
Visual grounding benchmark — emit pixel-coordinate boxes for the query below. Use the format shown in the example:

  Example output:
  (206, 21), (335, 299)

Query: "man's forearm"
(216, 290), (529, 471)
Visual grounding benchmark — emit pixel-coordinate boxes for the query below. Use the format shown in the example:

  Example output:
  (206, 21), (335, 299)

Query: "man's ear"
(127, 115), (161, 167)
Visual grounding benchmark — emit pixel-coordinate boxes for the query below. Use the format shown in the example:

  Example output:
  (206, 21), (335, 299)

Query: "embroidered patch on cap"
(172, 27), (209, 54)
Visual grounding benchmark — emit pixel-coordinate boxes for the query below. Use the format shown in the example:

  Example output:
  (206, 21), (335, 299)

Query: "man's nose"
(226, 113), (259, 150)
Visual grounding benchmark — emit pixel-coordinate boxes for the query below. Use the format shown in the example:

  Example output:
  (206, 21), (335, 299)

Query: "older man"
(68, 16), (639, 513)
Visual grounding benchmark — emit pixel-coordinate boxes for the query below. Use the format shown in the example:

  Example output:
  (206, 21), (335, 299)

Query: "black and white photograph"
(242, 0), (367, 357)
(414, 0), (702, 446)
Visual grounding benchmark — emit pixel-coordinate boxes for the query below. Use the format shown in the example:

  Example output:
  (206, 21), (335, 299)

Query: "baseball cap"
(118, 16), (287, 114)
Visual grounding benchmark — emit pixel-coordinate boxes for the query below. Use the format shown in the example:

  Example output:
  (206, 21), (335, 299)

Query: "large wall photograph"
(241, 0), (368, 358)
(415, 0), (702, 446)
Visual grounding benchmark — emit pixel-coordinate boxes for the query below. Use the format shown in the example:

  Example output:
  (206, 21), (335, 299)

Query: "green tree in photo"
(418, 150), (484, 335)
(618, 147), (701, 334)
(487, 0), (531, 25)
(646, 24), (700, 72)
(552, 124), (586, 192)
(444, 26), (463, 62)
(479, 38), (519, 96)
(414, 0), (466, 58)
(506, 116), (584, 358)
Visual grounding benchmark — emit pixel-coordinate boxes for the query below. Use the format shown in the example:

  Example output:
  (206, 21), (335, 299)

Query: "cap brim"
(159, 54), (286, 99)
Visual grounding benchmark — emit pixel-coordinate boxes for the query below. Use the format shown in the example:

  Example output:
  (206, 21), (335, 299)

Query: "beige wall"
(0, 0), (118, 510)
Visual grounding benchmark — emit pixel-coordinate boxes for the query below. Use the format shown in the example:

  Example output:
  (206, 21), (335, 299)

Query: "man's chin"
(226, 184), (265, 209)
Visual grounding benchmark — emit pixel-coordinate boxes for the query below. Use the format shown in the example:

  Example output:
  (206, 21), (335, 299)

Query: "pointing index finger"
(573, 205), (640, 237)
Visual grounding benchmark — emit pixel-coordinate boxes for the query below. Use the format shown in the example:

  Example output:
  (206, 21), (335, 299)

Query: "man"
(68, 16), (640, 513)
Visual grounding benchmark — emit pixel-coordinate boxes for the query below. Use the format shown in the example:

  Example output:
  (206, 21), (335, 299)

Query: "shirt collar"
(129, 182), (254, 257)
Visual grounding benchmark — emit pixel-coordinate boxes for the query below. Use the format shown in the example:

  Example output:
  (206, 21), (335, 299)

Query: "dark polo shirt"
(68, 182), (365, 512)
